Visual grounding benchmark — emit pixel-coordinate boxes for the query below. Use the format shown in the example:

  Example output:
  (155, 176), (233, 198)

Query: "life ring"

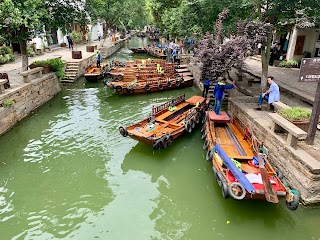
(201, 123), (206, 133)
(166, 81), (172, 88)
(185, 121), (192, 133)
(201, 113), (207, 124)
(119, 126), (128, 137)
(276, 169), (283, 180)
(153, 139), (162, 150)
(166, 135), (173, 147)
(206, 148), (214, 162)
(194, 114), (200, 124)
(201, 130), (207, 140)
(115, 85), (122, 93)
(228, 182), (246, 200)
(122, 87), (129, 94)
(128, 87), (134, 94)
(144, 84), (150, 91)
(286, 190), (299, 211)
(161, 138), (168, 149)
(203, 139), (210, 150)
(158, 82), (163, 90)
(221, 181), (230, 199)
(215, 171), (223, 187)
(180, 77), (184, 83)
(190, 119), (196, 129)
(175, 79), (180, 86)
(212, 166), (217, 175)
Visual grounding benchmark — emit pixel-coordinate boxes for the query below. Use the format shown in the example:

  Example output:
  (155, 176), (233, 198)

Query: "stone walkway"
(0, 37), (116, 89)
(239, 56), (320, 161)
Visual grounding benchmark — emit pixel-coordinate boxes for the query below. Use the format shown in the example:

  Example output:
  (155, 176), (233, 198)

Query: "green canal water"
(0, 37), (320, 240)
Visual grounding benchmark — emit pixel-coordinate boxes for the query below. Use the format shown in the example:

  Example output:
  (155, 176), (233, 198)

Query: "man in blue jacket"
(202, 79), (212, 98)
(213, 77), (235, 115)
(96, 50), (101, 68)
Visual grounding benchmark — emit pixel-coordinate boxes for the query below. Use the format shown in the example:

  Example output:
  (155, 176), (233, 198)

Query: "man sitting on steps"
(255, 76), (280, 110)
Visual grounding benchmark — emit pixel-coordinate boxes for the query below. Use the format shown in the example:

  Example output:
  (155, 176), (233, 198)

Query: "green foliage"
(27, 48), (35, 57)
(2, 98), (15, 108)
(8, 53), (14, 62)
(278, 60), (299, 68)
(278, 107), (311, 121)
(0, 46), (11, 55)
(0, 55), (7, 64)
(70, 31), (82, 44)
(31, 58), (65, 78)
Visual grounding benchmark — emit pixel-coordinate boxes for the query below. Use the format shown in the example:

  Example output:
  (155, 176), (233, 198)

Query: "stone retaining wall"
(0, 73), (60, 135)
(188, 62), (202, 90)
(228, 97), (320, 205)
(100, 39), (126, 59)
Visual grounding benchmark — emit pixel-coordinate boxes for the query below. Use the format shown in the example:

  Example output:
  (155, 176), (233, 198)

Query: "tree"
(0, 0), (46, 70)
(195, 9), (271, 83)
(0, 0), (86, 71)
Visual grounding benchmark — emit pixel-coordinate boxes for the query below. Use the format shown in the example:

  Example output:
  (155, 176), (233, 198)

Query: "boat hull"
(120, 95), (206, 149)
(203, 111), (298, 209)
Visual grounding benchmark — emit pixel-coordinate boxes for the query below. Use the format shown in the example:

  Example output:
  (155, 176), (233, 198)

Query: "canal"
(0, 37), (320, 240)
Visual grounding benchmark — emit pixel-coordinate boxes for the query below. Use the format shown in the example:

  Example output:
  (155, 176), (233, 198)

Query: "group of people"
(202, 76), (280, 115)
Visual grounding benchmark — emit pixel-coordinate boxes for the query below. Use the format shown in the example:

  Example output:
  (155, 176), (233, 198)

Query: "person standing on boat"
(172, 47), (178, 63)
(256, 76), (280, 110)
(213, 77), (235, 115)
(202, 79), (212, 98)
(96, 50), (101, 68)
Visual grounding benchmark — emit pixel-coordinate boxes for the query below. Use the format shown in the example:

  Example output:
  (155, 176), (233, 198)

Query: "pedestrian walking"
(172, 47), (178, 64)
(255, 76), (280, 110)
(66, 34), (73, 50)
(96, 50), (101, 68)
(213, 77), (235, 115)
(98, 31), (101, 41)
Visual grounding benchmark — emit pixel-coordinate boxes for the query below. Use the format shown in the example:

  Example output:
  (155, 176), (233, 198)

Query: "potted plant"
(70, 31), (82, 59)
(278, 107), (311, 132)
(29, 60), (51, 74)
(86, 32), (95, 52)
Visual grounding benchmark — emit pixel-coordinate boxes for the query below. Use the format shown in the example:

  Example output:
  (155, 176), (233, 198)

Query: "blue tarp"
(215, 143), (256, 194)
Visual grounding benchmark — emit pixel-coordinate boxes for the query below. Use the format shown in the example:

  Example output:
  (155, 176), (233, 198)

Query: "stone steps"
(61, 62), (80, 82)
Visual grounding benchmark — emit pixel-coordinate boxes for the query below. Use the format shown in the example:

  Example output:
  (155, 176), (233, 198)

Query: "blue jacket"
(213, 82), (234, 100)
(96, 52), (101, 61)
(203, 80), (211, 86)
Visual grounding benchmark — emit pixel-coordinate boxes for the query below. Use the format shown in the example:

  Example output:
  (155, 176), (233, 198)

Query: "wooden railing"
(152, 94), (185, 115)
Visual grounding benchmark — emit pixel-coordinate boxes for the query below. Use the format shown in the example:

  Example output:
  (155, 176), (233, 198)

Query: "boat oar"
(252, 132), (279, 203)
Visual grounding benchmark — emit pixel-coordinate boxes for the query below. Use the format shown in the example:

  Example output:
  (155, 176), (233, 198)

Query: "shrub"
(31, 58), (65, 78)
(0, 46), (12, 55)
(0, 55), (7, 64)
(2, 99), (15, 107)
(27, 48), (35, 57)
(70, 31), (82, 45)
(31, 60), (50, 66)
(8, 53), (14, 62)
(278, 107), (311, 121)
(278, 60), (299, 68)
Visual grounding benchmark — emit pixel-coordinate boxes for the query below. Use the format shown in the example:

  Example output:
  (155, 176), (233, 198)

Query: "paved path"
(245, 57), (318, 104)
(0, 37), (116, 89)
(241, 57), (320, 161)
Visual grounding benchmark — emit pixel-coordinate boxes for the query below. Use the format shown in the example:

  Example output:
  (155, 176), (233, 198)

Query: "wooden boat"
(130, 48), (147, 53)
(107, 74), (193, 95)
(145, 46), (167, 59)
(202, 111), (299, 210)
(84, 65), (106, 82)
(119, 94), (206, 149)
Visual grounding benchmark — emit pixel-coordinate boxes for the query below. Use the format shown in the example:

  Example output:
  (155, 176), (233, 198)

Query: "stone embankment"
(188, 60), (320, 205)
(0, 37), (128, 135)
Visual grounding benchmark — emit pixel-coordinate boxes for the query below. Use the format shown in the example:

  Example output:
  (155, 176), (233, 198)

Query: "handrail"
(152, 94), (185, 115)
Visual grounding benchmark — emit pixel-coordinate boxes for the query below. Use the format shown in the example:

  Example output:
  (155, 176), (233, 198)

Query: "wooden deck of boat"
(215, 123), (254, 158)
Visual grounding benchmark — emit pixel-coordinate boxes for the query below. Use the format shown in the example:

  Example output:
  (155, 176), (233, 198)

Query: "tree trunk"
(19, 25), (28, 71)
(261, 33), (271, 92)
